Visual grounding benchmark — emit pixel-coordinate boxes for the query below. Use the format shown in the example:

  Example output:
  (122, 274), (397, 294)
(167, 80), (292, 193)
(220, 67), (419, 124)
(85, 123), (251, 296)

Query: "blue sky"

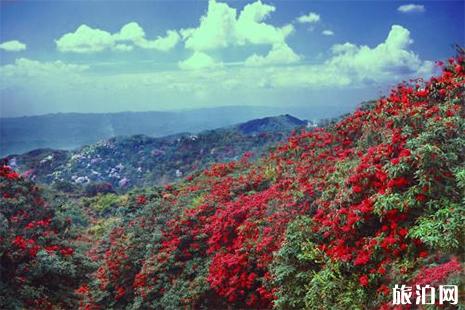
(0, 0), (464, 117)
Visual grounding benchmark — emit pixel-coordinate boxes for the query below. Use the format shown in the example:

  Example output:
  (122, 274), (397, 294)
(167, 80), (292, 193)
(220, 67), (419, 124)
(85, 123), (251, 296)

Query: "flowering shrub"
(79, 51), (465, 309)
(0, 163), (92, 309)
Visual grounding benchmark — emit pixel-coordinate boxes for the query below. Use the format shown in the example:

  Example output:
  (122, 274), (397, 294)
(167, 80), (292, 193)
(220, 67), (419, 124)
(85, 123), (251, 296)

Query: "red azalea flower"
(359, 275), (369, 287)
(136, 195), (147, 205)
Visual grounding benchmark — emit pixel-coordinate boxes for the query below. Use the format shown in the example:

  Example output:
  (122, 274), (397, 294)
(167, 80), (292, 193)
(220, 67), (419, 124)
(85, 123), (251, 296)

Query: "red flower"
(415, 194), (427, 202)
(418, 251), (428, 258)
(60, 247), (74, 256)
(398, 228), (408, 237)
(115, 286), (126, 301)
(359, 275), (369, 287)
(352, 185), (363, 193)
(455, 64), (462, 73)
(398, 149), (411, 158)
(354, 251), (371, 266)
(387, 177), (409, 189)
(136, 195), (147, 205)
(377, 285), (390, 296)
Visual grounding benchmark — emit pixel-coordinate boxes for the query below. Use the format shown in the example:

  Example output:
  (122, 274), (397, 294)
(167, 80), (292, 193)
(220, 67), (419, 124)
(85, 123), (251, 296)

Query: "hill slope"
(76, 54), (465, 308)
(7, 115), (309, 191)
(1, 54), (464, 309)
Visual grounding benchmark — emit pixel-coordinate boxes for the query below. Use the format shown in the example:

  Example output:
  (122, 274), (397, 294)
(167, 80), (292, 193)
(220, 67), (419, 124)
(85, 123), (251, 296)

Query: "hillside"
(6, 115), (309, 192)
(1, 106), (320, 157)
(1, 53), (464, 309)
(74, 54), (465, 308)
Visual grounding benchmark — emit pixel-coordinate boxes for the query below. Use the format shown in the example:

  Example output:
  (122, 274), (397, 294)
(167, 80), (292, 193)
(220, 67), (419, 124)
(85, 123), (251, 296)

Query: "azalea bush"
(63, 51), (465, 308)
(0, 163), (93, 309)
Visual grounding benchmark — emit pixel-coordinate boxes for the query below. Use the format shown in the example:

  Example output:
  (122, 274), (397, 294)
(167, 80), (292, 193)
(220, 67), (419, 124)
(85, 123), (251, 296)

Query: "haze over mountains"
(0, 106), (332, 156)
(6, 114), (309, 191)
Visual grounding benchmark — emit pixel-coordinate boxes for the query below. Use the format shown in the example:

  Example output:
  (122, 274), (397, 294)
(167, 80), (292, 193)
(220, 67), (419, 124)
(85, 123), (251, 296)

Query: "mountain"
(0, 106), (322, 157)
(1, 54), (464, 310)
(235, 114), (308, 135)
(74, 55), (463, 308)
(6, 115), (310, 192)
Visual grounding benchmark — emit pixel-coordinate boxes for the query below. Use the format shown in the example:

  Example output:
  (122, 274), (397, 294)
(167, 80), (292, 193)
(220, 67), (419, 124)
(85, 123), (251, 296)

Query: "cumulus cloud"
(140, 30), (180, 52)
(56, 25), (114, 53)
(178, 52), (223, 70)
(244, 43), (300, 66)
(183, 0), (294, 51)
(56, 22), (180, 53)
(181, 0), (297, 68)
(175, 26), (433, 88)
(56, 1), (298, 67)
(322, 30), (334, 36)
(0, 40), (27, 52)
(1, 24), (435, 118)
(244, 26), (433, 89)
(236, 1), (294, 46)
(296, 12), (320, 24)
(113, 23), (180, 51)
(113, 22), (146, 43)
(183, 0), (236, 51)
(326, 25), (433, 83)
(0, 58), (89, 104)
(0, 58), (89, 78)
(397, 4), (425, 13)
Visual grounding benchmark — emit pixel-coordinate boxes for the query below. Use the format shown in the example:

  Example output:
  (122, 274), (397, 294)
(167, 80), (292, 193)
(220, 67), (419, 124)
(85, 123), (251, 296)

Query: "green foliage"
(272, 217), (319, 309)
(0, 166), (94, 309)
(409, 200), (465, 252)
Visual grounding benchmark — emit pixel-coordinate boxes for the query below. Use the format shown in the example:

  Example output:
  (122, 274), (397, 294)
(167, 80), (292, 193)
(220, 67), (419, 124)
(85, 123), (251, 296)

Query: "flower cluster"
(79, 52), (465, 309)
(0, 162), (91, 309)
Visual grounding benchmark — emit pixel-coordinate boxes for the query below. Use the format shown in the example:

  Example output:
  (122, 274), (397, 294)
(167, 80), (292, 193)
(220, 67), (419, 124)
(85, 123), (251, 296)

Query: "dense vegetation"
(1, 52), (464, 309)
(0, 163), (93, 308)
(8, 115), (307, 192)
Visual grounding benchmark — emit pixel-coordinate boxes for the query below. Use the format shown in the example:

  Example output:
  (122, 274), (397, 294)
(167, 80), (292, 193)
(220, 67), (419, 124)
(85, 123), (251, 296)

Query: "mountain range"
(6, 114), (309, 192)
(1, 106), (331, 156)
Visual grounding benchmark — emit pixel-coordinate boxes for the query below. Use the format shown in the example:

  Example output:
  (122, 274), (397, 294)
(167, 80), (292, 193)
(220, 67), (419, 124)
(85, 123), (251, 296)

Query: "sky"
(0, 0), (464, 118)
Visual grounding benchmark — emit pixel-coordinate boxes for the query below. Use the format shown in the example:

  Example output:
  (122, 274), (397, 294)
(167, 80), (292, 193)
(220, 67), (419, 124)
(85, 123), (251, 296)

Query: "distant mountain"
(235, 114), (307, 135)
(6, 115), (311, 192)
(1, 106), (318, 157)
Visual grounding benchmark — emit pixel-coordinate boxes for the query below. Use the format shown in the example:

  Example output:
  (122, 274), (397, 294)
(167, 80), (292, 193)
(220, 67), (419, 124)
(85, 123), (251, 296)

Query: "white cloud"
(236, 1), (294, 46)
(183, 0), (237, 51)
(56, 25), (115, 53)
(178, 51), (223, 70)
(173, 25), (434, 88)
(0, 58), (90, 85)
(113, 44), (134, 52)
(322, 30), (334, 36)
(296, 12), (320, 24)
(1, 25), (435, 117)
(113, 22), (146, 42)
(250, 24), (434, 88)
(397, 4), (425, 13)
(139, 30), (180, 52)
(181, 0), (298, 68)
(0, 40), (27, 52)
(54, 1), (299, 67)
(326, 25), (433, 83)
(56, 22), (180, 53)
(183, 0), (294, 51)
(244, 43), (300, 66)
